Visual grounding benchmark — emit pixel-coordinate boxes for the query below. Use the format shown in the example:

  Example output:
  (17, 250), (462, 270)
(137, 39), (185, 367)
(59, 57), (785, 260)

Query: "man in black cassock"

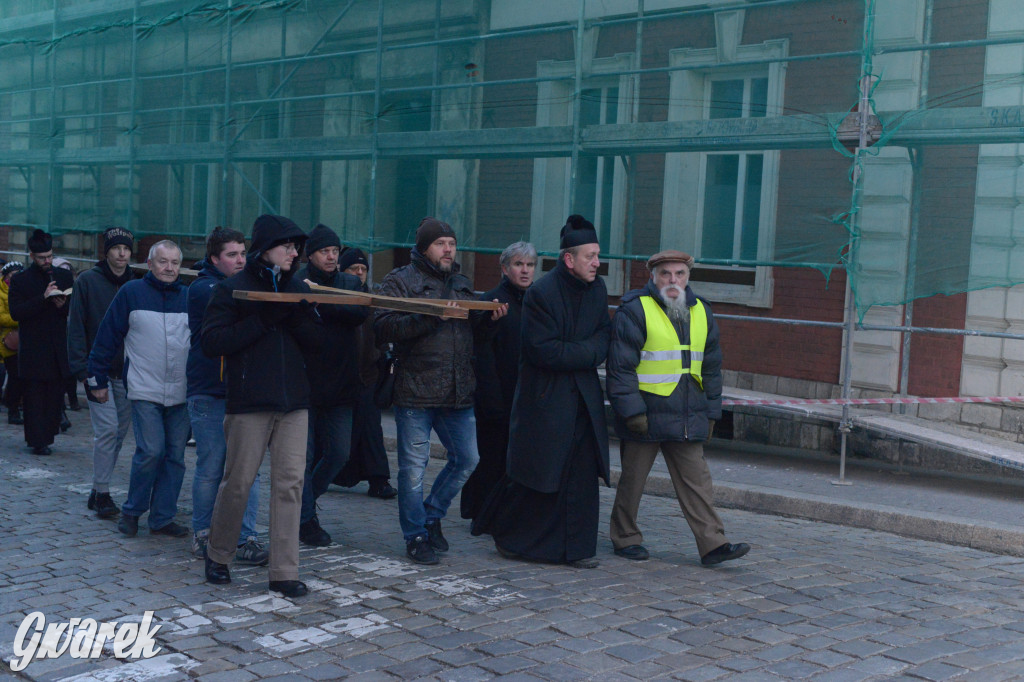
(472, 216), (610, 568)
(9, 229), (74, 456)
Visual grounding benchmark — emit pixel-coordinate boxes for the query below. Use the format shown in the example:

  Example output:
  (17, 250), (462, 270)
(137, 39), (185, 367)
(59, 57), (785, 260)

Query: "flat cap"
(647, 250), (694, 271)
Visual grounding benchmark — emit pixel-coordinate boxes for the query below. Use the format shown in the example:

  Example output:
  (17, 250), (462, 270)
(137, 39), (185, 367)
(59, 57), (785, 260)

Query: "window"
(531, 52), (634, 295)
(662, 38), (787, 307)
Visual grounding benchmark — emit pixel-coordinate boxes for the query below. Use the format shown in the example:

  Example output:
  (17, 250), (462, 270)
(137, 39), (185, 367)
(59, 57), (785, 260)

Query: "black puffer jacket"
(295, 263), (368, 408)
(201, 214), (323, 415)
(374, 249), (489, 409)
(606, 280), (723, 442)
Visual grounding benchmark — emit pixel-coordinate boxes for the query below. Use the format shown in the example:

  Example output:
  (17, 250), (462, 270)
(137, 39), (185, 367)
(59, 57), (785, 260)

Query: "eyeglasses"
(280, 243), (299, 253)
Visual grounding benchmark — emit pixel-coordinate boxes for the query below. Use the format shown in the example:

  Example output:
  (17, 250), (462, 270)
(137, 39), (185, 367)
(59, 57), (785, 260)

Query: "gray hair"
(147, 239), (181, 261)
(499, 241), (537, 268)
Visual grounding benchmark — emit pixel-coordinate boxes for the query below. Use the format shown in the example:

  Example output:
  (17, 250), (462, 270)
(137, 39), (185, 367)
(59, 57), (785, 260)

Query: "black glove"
(259, 302), (291, 328)
(625, 413), (649, 437)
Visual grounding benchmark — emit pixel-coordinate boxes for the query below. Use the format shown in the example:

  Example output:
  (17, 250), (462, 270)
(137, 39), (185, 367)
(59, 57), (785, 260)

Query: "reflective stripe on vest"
(636, 296), (708, 396)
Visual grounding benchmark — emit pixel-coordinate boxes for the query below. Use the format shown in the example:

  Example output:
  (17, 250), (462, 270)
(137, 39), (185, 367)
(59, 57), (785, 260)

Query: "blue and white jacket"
(88, 272), (190, 406)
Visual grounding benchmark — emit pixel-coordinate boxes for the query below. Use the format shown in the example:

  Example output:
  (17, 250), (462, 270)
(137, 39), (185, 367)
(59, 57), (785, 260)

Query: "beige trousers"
(208, 410), (308, 581)
(610, 439), (727, 557)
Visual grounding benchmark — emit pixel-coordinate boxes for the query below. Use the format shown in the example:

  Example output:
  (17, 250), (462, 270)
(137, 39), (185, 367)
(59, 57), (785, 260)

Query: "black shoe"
(68, 399), (82, 411)
(406, 534), (438, 565)
(94, 492), (119, 519)
(205, 556), (231, 585)
(425, 519), (448, 553)
(87, 489), (97, 510)
(8, 409), (23, 425)
(701, 542), (751, 566)
(299, 515), (331, 547)
(31, 445), (51, 456)
(269, 580), (308, 598)
(60, 411), (71, 432)
(151, 521), (189, 538)
(118, 514), (139, 537)
(367, 481), (397, 499)
(614, 544), (650, 561)
(569, 557), (600, 569)
(495, 542), (520, 560)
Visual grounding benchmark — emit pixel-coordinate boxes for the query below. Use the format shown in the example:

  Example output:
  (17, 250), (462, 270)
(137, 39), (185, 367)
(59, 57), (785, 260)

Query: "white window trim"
(531, 51), (635, 295)
(661, 39), (788, 308)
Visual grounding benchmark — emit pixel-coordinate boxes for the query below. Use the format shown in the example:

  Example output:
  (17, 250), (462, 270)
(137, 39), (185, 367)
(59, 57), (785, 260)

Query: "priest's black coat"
(505, 260), (611, 494)
(9, 263), (73, 381)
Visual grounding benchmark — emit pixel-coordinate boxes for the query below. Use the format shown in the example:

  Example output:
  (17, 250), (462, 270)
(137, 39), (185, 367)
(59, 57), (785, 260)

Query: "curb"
(388, 435), (1024, 558)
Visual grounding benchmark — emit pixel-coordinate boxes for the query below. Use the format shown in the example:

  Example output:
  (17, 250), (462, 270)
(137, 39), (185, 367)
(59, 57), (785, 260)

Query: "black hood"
(248, 214), (307, 257)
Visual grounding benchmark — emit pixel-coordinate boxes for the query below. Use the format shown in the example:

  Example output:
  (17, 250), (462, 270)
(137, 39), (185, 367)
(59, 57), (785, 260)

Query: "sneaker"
(299, 515), (331, 547)
(425, 519), (448, 553)
(151, 521), (189, 538)
(192, 531), (209, 559)
(367, 481), (397, 499)
(406, 534), (439, 565)
(94, 492), (119, 519)
(87, 489), (97, 511)
(236, 537), (270, 566)
(118, 514), (139, 537)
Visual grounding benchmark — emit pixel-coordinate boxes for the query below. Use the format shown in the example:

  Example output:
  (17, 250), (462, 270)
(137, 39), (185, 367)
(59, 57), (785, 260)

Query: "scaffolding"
(2, 0), (1024, 462)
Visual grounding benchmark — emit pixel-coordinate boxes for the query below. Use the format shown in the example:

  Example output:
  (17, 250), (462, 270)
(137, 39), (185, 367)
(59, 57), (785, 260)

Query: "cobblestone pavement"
(3, 411), (1024, 681)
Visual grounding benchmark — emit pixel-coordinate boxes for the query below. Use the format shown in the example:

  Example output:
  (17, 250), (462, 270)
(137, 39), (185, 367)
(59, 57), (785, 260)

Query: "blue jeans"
(122, 400), (189, 530)
(395, 406), (479, 541)
(300, 404), (353, 524)
(189, 395), (260, 544)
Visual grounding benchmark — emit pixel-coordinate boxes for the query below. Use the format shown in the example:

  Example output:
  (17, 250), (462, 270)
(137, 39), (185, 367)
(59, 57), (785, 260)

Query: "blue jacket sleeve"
(87, 287), (132, 390)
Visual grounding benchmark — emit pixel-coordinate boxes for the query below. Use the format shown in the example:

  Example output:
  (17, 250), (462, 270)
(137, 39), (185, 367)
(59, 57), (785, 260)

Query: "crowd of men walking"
(9, 212), (748, 599)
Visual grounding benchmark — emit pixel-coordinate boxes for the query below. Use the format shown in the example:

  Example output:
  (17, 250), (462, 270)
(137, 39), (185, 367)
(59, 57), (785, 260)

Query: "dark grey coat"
(373, 249), (490, 410)
(606, 280), (723, 443)
(506, 261), (611, 493)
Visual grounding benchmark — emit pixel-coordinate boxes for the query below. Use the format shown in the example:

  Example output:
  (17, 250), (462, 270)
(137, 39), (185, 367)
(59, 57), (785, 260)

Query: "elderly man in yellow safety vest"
(605, 250), (750, 566)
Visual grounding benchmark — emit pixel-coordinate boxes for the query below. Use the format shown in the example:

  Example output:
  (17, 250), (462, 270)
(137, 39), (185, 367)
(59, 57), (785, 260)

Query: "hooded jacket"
(606, 280), (723, 442)
(200, 216), (322, 415)
(374, 248), (492, 409)
(87, 272), (190, 406)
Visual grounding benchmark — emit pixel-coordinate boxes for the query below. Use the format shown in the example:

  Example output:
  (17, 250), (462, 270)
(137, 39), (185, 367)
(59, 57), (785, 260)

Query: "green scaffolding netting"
(0, 0), (1021, 318)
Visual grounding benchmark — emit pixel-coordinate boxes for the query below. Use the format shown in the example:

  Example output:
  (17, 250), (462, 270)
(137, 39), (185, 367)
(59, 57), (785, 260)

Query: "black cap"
(27, 229), (53, 254)
(338, 248), (368, 272)
(559, 215), (598, 250)
(103, 226), (134, 254)
(415, 217), (457, 254)
(305, 223), (342, 256)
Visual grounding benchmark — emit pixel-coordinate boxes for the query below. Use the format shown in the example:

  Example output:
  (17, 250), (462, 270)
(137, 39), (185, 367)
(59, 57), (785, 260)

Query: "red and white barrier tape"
(723, 396), (1024, 407)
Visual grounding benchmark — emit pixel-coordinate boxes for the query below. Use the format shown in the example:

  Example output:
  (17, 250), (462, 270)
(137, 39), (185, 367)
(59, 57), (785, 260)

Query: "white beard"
(660, 285), (689, 324)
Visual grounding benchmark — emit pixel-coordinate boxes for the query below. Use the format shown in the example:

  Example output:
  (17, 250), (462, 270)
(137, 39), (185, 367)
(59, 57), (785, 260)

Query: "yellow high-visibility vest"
(636, 296), (708, 396)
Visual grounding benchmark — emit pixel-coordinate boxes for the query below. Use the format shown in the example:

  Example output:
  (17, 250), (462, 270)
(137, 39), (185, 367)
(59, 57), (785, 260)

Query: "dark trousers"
(4, 355), (24, 411)
(23, 378), (62, 448)
(460, 416), (509, 520)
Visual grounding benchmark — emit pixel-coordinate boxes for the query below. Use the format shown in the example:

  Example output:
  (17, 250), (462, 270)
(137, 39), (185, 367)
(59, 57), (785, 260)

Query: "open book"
(46, 287), (72, 298)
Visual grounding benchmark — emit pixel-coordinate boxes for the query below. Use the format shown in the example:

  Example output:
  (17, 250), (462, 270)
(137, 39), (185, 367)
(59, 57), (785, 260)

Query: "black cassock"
(471, 261), (609, 562)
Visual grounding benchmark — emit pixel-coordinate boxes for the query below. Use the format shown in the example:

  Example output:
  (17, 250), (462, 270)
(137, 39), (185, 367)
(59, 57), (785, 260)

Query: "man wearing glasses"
(200, 215), (322, 599)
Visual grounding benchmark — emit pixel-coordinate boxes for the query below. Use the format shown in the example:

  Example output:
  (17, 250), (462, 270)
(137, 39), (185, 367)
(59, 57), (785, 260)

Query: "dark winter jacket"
(606, 280), (723, 442)
(67, 261), (135, 381)
(506, 260), (611, 493)
(374, 248), (491, 409)
(88, 273), (190, 406)
(186, 259), (229, 399)
(201, 255), (322, 415)
(9, 263), (74, 381)
(295, 263), (369, 408)
(473, 276), (526, 423)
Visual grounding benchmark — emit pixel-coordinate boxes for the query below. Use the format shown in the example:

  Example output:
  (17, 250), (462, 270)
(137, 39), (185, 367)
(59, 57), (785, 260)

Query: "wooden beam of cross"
(232, 289), (468, 319)
(304, 280), (503, 312)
